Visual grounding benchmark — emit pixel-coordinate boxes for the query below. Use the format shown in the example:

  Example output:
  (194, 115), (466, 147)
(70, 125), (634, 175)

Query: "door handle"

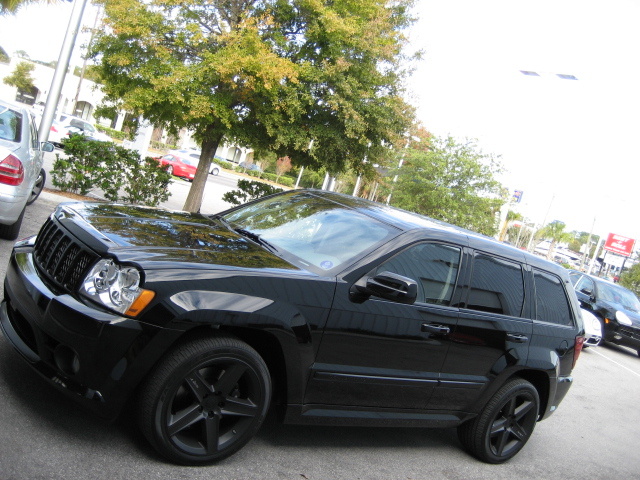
(506, 333), (529, 343)
(421, 323), (450, 335)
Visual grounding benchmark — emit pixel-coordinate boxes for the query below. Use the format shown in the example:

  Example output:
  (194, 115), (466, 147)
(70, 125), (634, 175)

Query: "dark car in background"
(569, 271), (640, 356)
(1, 190), (584, 465)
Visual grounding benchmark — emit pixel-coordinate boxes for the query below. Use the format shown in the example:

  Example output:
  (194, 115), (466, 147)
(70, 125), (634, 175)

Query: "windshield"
(221, 192), (400, 272)
(181, 157), (198, 167)
(598, 281), (640, 312)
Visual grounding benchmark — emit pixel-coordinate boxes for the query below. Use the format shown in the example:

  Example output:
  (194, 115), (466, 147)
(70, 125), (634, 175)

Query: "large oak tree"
(90, 0), (415, 212)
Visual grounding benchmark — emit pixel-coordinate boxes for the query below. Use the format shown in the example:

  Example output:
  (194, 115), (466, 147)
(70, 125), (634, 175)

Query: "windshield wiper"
(213, 215), (279, 254)
(234, 228), (279, 254)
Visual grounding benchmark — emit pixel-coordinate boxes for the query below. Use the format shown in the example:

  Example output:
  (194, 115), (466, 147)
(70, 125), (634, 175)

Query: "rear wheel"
(0, 205), (25, 240)
(210, 166), (220, 176)
(138, 336), (271, 464)
(458, 378), (539, 464)
(26, 168), (46, 205)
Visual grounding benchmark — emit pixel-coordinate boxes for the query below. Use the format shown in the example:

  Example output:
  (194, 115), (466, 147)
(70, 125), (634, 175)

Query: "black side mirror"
(351, 271), (418, 305)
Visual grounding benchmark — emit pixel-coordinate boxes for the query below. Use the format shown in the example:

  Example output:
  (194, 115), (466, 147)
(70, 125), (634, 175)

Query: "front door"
(305, 242), (464, 410)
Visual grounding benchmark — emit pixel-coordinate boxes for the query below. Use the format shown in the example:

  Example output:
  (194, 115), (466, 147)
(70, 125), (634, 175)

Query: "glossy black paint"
(1, 190), (583, 435)
(571, 272), (640, 353)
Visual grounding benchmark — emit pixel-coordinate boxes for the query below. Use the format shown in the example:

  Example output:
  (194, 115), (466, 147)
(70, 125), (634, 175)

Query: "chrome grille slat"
(33, 217), (99, 293)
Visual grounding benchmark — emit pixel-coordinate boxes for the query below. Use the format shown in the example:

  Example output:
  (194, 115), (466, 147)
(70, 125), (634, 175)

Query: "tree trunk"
(182, 131), (224, 213)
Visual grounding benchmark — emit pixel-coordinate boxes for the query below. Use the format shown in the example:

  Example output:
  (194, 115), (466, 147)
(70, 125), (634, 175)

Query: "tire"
(457, 378), (539, 464)
(166, 166), (173, 176)
(210, 166), (220, 176)
(636, 349), (640, 358)
(26, 168), (46, 205)
(138, 336), (271, 465)
(0, 205), (25, 240)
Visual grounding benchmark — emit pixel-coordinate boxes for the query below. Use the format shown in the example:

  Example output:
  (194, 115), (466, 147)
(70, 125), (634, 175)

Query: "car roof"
(308, 189), (566, 274)
(0, 98), (29, 115)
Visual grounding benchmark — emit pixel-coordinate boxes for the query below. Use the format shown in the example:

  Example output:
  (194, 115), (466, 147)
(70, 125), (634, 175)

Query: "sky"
(1, 0), (639, 245)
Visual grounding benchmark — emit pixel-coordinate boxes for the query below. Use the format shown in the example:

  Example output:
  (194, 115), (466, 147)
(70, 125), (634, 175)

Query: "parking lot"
(1, 191), (640, 480)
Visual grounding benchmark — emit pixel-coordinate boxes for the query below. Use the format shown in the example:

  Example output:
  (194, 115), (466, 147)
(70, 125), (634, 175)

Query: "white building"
(0, 56), (106, 123)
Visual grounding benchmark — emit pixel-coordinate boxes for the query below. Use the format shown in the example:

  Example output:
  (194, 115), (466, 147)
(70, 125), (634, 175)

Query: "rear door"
(431, 249), (532, 411)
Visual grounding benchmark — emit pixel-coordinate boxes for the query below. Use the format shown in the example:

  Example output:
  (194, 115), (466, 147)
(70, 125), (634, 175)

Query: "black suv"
(569, 271), (640, 356)
(1, 190), (584, 464)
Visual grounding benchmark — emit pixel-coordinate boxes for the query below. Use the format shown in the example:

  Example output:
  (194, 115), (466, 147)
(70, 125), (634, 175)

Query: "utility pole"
(38, 0), (89, 143)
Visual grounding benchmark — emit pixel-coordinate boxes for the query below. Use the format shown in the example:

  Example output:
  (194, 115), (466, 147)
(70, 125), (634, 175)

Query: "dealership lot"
(1, 192), (639, 480)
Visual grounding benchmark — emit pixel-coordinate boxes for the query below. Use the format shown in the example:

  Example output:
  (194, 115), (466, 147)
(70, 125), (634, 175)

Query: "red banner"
(603, 233), (636, 257)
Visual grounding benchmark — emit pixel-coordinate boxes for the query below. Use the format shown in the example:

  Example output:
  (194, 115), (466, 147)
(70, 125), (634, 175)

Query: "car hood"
(55, 202), (303, 272)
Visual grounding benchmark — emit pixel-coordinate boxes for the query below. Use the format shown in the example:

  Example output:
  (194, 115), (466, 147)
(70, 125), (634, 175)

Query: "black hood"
(54, 202), (301, 272)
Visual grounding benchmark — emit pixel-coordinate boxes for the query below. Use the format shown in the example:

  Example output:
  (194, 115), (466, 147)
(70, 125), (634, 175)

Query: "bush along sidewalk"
(51, 135), (172, 206)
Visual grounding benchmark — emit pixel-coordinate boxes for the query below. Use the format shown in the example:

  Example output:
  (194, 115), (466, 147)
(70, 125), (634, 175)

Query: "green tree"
(537, 220), (572, 260)
(3, 60), (35, 91)
(389, 134), (505, 236)
(619, 261), (640, 296)
(90, 0), (415, 212)
(0, 45), (9, 63)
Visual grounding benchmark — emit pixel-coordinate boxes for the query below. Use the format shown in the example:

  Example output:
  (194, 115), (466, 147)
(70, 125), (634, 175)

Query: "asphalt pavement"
(1, 183), (640, 479)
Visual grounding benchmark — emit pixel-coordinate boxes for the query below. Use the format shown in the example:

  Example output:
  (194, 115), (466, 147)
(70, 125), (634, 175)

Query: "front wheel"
(166, 165), (174, 176)
(138, 336), (271, 465)
(458, 378), (539, 463)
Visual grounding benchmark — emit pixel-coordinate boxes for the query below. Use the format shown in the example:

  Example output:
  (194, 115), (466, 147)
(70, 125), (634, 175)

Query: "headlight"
(615, 311), (633, 326)
(80, 259), (155, 316)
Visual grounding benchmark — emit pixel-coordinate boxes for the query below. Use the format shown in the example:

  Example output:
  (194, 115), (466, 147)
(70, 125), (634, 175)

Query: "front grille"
(33, 217), (98, 293)
(619, 326), (640, 342)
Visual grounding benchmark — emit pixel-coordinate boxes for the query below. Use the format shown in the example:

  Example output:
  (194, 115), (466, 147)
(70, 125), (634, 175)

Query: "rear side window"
(467, 254), (525, 317)
(0, 107), (22, 142)
(534, 269), (574, 326)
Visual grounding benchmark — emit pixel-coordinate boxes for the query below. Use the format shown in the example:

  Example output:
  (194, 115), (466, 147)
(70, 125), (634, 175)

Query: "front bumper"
(1, 247), (176, 419)
(605, 323), (640, 351)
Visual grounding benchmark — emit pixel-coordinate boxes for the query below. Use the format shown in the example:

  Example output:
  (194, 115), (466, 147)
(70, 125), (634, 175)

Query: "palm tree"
(537, 221), (572, 261)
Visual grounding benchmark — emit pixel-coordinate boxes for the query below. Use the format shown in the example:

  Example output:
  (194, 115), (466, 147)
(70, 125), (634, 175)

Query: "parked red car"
(155, 153), (198, 181)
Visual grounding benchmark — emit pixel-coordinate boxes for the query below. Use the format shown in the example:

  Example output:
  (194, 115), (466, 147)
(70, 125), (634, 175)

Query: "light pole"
(38, 0), (90, 143)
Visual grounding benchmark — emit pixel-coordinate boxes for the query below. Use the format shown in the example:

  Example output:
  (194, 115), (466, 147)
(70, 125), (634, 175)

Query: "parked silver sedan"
(0, 99), (54, 240)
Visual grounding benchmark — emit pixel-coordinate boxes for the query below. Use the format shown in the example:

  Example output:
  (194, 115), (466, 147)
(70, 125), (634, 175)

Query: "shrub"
(95, 126), (133, 141)
(222, 179), (283, 206)
(279, 176), (294, 187)
(51, 135), (172, 206)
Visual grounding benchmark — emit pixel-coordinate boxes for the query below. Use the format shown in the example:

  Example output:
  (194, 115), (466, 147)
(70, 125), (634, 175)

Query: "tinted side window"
(30, 116), (39, 148)
(375, 243), (461, 306)
(575, 276), (595, 294)
(467, 254), (524, 316)
(534, 270), (574, 326)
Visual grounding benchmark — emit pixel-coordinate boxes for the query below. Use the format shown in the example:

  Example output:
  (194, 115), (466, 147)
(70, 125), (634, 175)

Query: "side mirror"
(351, 271), (418, 305)
(579, 287), (594, 300)
(41, 141), (54, 153)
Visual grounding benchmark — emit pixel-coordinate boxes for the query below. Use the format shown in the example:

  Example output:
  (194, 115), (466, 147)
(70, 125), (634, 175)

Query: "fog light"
(54, 345), (80, 375)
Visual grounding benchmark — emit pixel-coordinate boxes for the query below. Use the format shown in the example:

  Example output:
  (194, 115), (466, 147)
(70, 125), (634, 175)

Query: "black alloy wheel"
(458, 378), (539, 463)
(138, 336), (271, 464)
(26, 168), (46, 205)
